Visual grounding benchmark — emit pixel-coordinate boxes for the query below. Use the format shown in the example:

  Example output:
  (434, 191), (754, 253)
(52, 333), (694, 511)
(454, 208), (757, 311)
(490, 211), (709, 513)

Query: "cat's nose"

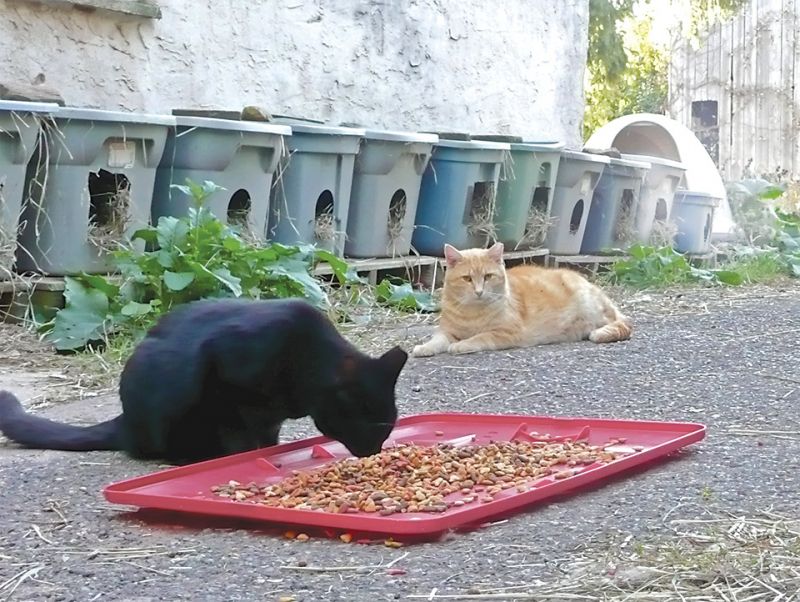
(474, 288), (484, 297)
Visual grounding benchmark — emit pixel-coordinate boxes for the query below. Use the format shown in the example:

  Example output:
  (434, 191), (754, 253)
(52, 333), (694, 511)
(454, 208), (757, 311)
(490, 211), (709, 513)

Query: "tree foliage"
(584, 0), (750, 139)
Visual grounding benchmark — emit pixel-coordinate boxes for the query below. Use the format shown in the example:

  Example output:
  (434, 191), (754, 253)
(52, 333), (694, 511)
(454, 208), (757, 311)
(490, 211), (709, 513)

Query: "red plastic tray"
(103, 413), (705, 538)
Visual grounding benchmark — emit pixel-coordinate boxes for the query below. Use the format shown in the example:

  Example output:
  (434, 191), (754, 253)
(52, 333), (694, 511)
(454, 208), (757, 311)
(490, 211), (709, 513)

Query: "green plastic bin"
(473, 137), (564, 250)
(412, 139), (511, 256)
(0, 101), (58, 276)
(345, 129), (438, 258)
(16, 107), (174, 275)
(152, 116), (291, 240)
(581, 156), (650, 254)
(546, 150), (610, 255)
(268, 121), (364, 256)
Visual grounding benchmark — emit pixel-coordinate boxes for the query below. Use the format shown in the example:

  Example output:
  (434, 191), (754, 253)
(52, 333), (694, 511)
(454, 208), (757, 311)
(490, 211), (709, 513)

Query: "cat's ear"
(487, 241), (504, 263)
(377, 346), (408, 382)
(443, 244), (463, 268)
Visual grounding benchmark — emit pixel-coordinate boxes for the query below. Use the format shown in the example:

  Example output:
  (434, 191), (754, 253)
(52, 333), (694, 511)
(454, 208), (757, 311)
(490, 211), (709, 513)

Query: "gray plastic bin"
(152, 116), (290, 240)
(581, 156), (650, 254)
(546, 150), (610, 255)
(472, 138), (564, 250)
(671, 190), (720, 254)
(17, 108), (174, 275)
(268, 122), (364, 256)
(345, 129), (438, 258)
(620, 153), (686, 245)
(412, 139), (511, 256)
(0, 101), (58, 276)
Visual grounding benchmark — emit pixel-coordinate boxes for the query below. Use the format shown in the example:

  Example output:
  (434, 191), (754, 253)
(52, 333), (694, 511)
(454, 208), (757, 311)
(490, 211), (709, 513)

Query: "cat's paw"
(448, 341), (481, 355)
(411, 344), (435, 358)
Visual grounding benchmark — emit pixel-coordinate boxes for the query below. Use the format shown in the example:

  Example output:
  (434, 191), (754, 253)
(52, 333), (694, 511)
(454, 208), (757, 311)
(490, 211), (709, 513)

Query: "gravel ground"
(1, 284), (800, 601)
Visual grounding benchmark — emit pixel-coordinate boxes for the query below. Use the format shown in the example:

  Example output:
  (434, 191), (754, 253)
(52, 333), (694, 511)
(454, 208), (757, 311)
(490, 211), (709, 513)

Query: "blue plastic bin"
(412, 139), (510, 256)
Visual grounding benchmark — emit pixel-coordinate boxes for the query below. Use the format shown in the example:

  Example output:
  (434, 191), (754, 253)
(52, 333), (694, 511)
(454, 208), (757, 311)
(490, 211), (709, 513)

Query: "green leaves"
(375, 279), (438, 313)
(609, 245), (745, 288)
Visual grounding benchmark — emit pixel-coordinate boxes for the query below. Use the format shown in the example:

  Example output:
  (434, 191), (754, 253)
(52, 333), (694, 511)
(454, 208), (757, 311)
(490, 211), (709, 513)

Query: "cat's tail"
(589, 301), (633, 344)
(0, 390), (123, 451)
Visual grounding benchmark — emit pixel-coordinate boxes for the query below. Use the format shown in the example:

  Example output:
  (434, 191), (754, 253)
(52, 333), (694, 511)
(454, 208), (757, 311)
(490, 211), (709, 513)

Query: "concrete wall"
(1, 0), (590, 146)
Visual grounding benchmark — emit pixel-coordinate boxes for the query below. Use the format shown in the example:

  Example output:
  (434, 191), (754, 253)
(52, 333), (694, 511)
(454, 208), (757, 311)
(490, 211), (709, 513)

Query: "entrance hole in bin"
(523, 186), (551, 245)
(614, 189), (636, 242)
(703, 213), (712, 243)
(387, 188), (407, 240)
(87, 169), (131, 249)
(654, 198), (668, 222)
(227, 189), (251, 226)
(569, 199), (584, 234)
(314, 189), (337, 243)
(467, 181), (496, 239)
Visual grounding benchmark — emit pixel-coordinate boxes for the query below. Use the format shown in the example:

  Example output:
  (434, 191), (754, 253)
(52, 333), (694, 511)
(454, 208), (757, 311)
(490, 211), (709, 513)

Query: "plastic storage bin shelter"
(622, 153), (686, 245)
(268, 121), (364, 256)
(472, 136), (564, 250)
(151, 116), (291, 240)
(545, 150), (610, 255)
(345, 129), (438, 258)
(412, 138), (510, 256)
(671, 190), (720, 254)
(0, 100), (58, 276)
(581, 156), (651, 254)
(16, 108), (174, 275)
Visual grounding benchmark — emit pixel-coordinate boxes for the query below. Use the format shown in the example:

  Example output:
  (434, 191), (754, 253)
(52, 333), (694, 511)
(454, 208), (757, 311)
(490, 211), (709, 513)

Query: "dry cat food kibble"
(211, 439), (629, 515)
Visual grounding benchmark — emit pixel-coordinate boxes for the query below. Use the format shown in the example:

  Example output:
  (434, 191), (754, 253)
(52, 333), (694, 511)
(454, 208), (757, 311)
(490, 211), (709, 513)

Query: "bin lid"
(0, 100), (60, 114)
(675, 189), (720, 200)
(55, 107), (176, 126)
(271, 119), (365, 137)
(174, 115), (291, 135)
(561, 149), (612, 164)
(608, 156), (651, 170)
(362, 129), (439, 144)
(621, 152), (685, 171)
(434, 139), (511, 151)
(509, 141), (566, 152)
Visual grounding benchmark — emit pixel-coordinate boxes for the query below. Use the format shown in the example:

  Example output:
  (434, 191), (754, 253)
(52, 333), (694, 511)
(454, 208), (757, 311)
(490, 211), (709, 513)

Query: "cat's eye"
(484, 273), (493, 280)
(461, 275), (471, 282)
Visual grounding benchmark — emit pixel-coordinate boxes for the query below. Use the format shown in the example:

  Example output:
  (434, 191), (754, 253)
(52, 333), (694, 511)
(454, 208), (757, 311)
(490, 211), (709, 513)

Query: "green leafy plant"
(42, 179), (356, 351)
(608, 244), (743, 288)
(375, 278), (438, 313)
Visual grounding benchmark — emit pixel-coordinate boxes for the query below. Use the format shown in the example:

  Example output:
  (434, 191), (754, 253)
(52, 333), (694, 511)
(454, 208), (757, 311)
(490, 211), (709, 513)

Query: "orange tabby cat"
(412, 242), (632, 357)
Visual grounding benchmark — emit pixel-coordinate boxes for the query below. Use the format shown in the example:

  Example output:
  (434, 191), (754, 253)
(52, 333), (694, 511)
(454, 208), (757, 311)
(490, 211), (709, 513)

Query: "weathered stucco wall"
(1, 0), (589, 145)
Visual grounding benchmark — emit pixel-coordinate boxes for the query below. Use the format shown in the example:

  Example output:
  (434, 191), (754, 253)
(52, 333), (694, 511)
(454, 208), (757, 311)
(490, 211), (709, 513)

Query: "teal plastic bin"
(581, 156), (650, 254)
(671, 190), (720, 254)
(412, 139), (510, 256)
(546, 150), (610, 255)
(345, 129), (438, 258)
(621, 153), (686, 245)
(16, 107), (174, 275)
(473, 137), (564, 250)
(152, 116), (290, 240)
(0, 101), (58, 276)
(268, 121), (364, 256)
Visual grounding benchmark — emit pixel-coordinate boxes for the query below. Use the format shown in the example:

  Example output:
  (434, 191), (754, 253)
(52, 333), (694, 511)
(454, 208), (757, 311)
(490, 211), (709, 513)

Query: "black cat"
(0, 298), (408, 464)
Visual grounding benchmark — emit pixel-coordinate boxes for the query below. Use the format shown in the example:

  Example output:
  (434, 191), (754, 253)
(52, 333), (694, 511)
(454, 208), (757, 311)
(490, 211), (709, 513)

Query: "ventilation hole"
(537, 162), (551, 187)
(654, 198), (668, 222)
(227, 189), (251, 225)
(703, 212), (712, 243)
(387, 189), (407, 239)
(89, 169), (130, 227)
(315, 190), (334, 217)
(467, 181), (496, 239)
(314, 190), (336, 242)
(569, 199), (584, 234)
(614, 189), (635, 241)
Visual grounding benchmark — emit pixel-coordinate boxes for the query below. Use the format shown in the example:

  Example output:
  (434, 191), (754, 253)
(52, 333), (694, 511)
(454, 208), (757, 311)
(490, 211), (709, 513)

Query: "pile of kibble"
(211, 439), (629, 515)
